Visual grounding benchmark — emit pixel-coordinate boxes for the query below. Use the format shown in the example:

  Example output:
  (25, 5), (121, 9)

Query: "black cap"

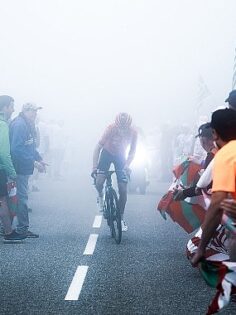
(195, 123), (213, 139)
(225, 90), (236, 105)
(210, 108), (236, 141)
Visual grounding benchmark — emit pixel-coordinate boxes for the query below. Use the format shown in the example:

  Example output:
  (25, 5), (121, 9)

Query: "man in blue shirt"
(0, 95), (27, 241)
(10, 103), (47, 238)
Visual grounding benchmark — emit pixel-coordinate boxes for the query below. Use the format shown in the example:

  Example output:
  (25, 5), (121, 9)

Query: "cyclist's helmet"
(115, 112), (132, 129)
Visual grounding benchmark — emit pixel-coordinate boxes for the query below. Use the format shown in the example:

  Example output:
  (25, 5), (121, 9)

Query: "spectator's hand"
(187, 155), (202, 165)
(190, 249), (204, 267)
(220, 198), (236, 220)
(34, 161), (46, 173)
(173, 188), (185, 201)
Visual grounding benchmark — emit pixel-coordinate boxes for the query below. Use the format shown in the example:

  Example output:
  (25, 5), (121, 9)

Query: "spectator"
(191, 108), (236, 265)
(10, 103), (47, 238)
(174, 123), (216, 200)
(0, 95), (26, 241)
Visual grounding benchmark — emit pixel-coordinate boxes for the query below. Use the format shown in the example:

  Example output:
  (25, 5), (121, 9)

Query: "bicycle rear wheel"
(108, 188), (122, 244)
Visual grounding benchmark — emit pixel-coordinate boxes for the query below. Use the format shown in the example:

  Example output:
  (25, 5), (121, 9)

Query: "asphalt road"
(0, 175), (236, 315)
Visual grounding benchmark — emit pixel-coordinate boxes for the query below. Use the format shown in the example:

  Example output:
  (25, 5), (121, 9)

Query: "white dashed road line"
(93, 215), (103, 228)
(65, 266), (89, 301)
(65, 215), (101, 301)
(83, 234), (99, 255)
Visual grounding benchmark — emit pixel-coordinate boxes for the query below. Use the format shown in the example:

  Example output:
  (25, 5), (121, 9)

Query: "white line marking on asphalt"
(65, 266), (88, 301)
(83, 234), (98, 255)
(93, 215), (102, 228)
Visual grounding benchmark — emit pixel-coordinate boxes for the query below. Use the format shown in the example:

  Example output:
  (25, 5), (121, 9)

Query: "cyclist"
(92, 112), (138, 232)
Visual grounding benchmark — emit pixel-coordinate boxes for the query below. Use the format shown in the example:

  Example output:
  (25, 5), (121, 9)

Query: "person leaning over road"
(174, 123), (216, 201)
(0, 95), (27, 241)
(217, 90), (236, 242)
(191, 108), (236, 266)
(92, 113), (138, 232)
(9, 103), (47, 238)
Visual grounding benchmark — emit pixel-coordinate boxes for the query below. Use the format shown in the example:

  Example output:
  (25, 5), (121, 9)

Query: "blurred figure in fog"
(10, 103), (47, 238)
(29, 117), (41, 192)
(192, 115), (208, 163)
(128, 126), (150, 194)
(173, 123), (194, 166)
(160, 121), (174, 181)
(92, 112), (137, 232)
(49, 120), (67, 180)
(37, 117), (50, 163)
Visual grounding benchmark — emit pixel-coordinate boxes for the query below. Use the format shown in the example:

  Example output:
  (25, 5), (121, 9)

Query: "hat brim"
(32, 107), (42, 111)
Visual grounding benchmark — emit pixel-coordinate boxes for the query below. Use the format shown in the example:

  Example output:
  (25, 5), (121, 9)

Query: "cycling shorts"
(97, 149), (128, 183)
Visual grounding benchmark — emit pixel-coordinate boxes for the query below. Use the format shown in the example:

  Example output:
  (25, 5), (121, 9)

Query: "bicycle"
(93, 171), (122, 244)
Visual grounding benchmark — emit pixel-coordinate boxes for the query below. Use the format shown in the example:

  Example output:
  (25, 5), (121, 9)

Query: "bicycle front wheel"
(108, 188), (122, 244)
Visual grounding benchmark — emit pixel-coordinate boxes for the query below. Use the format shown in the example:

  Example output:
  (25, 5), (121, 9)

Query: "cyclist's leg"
(114, 157), (128, 220)
(96, 149), (112, 196)
(117, 182), (127, 220)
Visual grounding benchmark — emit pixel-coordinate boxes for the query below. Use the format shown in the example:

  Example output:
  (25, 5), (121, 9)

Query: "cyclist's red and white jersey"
(99, 124), (138, 157)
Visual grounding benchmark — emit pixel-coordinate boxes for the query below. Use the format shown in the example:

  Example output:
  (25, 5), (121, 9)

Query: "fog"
(1, 0), (236, 176)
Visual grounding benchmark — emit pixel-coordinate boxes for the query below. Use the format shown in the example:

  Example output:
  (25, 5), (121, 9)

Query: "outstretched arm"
(191, 191), (226, 266)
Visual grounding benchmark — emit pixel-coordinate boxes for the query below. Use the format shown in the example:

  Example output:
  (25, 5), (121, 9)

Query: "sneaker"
(24, 230), (39, 238)
(121, 220), (128, 232)
(97, 196), (104, 212)
(4, 230), (27, 242)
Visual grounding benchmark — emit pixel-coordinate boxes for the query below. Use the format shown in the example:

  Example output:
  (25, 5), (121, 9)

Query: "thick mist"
(1, 0), (236, 178)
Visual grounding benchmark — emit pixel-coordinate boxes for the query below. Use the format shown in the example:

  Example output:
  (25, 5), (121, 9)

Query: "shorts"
(97, 149), (128, 183)
(0, 169), (8, 197)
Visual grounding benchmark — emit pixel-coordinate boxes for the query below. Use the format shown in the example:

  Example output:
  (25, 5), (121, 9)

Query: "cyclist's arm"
(93, 143), (103, 170)
(126, 132), (138, 167)
(93, 126), (112, 170)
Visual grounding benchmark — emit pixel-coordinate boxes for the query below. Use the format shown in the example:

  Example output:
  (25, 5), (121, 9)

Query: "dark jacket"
(9, 113), (42, 175)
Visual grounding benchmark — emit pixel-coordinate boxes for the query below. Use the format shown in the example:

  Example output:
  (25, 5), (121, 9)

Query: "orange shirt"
(212, 140), (236, 199)
(99, 124), (138, 157)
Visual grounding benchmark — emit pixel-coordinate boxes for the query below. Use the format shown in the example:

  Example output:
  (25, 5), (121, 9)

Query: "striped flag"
(157, 160), (206, 234)
(186, 226), (229, 262)
(199, 260), (236, 314)
(232, 48), (236, 89)
(7, 181), (17, 217)
(222, 213), (236, 236)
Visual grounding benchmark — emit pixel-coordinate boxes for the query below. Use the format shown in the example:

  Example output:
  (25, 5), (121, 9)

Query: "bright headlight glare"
(130, 145), (149, 167)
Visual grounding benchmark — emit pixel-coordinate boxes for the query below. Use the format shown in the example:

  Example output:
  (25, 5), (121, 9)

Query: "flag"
(157, 160), (206, 233)
(222, 214), (236, 236)
(173, 159), (201, 186)
(186, 226), (229, 262)
(7, 181), (17, 217)
(199, 260), (236, 314)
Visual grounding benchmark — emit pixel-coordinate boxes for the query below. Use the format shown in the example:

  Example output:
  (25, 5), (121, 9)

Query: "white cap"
(22, 102), (42, 112)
